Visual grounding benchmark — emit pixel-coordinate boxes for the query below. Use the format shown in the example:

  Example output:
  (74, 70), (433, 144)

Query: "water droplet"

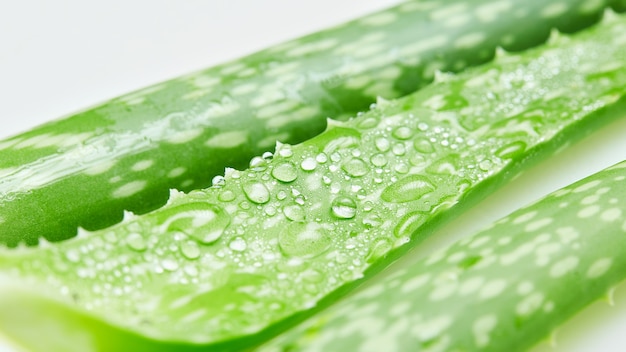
(218, 189), (236, 202)
(358, 117), (378, 129)
(162, 258), (179, 271)
(418, 122), (428, 131)
(283, 204), (306, 222)
(265, 205), (277, 216)
(242, 181), (270, 204)
(375, 137), (390, 152)
(64, 249), (80, 263)
(330, 152), (341, 162)
(496, 141), (526, 159)
(300, 157), (317, 171)
(392, 143), (406, 156)
(392, 126), (413, 140)
(278, 144), (293, 157)
(331, 196), (357, 219)
(249, 156), (268, 171)
(381, 175), (434, 203)
(394, 211), (426, 238)
(277, 190), (288, 200)
(160, 203), (231, 244)
(426, 154), (461, 175)
(262, 151), (274, 160)
(479, 159), (493, 171)
(414, 138), (435, 153)
(126, 233), (147, 251)
(364, 215), (384, 231)
(316, 153), (328, 163)
(370, 153), (388, 167)
(367, 238), (392, 262)
(271, 161), (298, 183)
(180, 240), (201, 260)
(342, 158), (369, 177)
(212, 175), (226, 187)
(229, 237), (247, 252)
(279, 222), (331, 258)
(394, 163), (409, 174)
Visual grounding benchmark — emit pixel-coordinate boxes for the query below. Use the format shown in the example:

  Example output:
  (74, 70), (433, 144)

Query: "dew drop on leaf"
(242, 181), (270, 204)
(342, 158), (369, 177)
(331, 196), (358, 219)
(279, 222), (331, 258)
(271, 161), (298, 183)
(126, 232), (147, 252)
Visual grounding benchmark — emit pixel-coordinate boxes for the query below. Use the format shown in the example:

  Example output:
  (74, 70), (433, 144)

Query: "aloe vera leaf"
(259, 160), (626, 352)
(0, 0), (616, 247)
(2, 10), (626, 352)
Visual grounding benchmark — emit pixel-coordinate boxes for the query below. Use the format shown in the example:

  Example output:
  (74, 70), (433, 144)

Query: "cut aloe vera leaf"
(260, 161), (626, 352)
(2, 10), (626, 351)
(0, 0), (616, 247)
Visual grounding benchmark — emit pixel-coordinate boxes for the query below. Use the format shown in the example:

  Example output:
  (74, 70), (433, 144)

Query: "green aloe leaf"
(0, 0), (617, 247)
(259, 161), (626, 351)
(1, 10), (626, 351)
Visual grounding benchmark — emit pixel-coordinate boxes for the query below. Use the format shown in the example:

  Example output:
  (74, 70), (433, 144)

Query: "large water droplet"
(392, 126), (413, 140)
(300, 157), (317, 171)
(370, 153), (388, 167)
(342, 158), (369, 177)
(367, 238), (393, 262)
(283, 204), (306, 222)
(414, 138), (435, 153)
(218, 189), (236, 202)
(271, 161), (298, 183)
(426, 154), (461, 175)
(229, 237), (247, 252)
(381, 175), (434, 203)
(375, 137), (390, 152)
(162, 257), (179, 271)
(126, 232), (147, 251)
(242, 181), (270, 204)
(249, 156), (268, 171)
(159, 202), (231, 244)
(279, 222), (331, 258)
(331, 196), (357, 219)
(180, 240), (201, 260)
(395, 211), (426, 239)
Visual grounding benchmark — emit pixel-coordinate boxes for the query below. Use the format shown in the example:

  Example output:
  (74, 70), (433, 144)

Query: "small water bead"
(363, 214), (383, 228)
(330, 152), (341, 162)
(239, 201), (251, 210)
(370, 153), (388, 167)
(375, 137), (391, 152)
(249, 156), (268, 171)
(277, 190), (288, 200)
(413, 138), (434, 153)
(271, 161), (298, 183)
(264, 206), (277, 216)
(300, 157), (317, 171)
(262, 151), (274, 160)
(331, 196), (358, 219)
(381, 175), (435, 203)
(162, 203), (231, 244)
(242, 181), (270, 204)
(180, 241), (201, 260)
(162, 258), (179, 272)
(211, 175), (226, 188)
(392, 126), (413, 140)
(278, 144), (293, 158)
(126, 233), (147, 251)
(316, 153), (328, 163)
(395, 163), (409, 174)
(218, 190), (236, 202)
(392, 143), (406, 156)
(278, 222), (331, 258)
(229, 237), (247, 252)
(342, 158), (369, 177)
(358, 117), (379, 129)
(367, 238), (393, 262)
(284, 204), (306, 221)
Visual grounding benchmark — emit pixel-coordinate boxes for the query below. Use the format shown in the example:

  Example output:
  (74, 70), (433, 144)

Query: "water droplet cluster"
(5, 19), (626, 343)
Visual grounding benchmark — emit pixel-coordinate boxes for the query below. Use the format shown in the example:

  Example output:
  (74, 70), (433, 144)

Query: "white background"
(1, 1), (626, 351)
